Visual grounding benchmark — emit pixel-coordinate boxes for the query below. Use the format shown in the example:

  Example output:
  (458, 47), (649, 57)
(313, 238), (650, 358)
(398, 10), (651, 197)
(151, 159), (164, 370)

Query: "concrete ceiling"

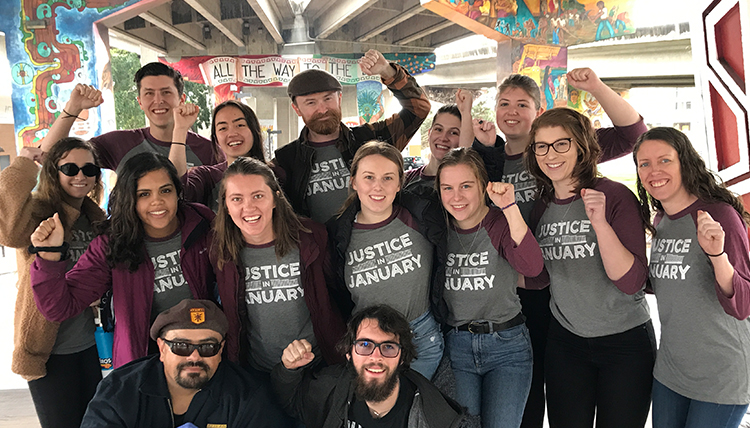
(102, 0), (475, 58)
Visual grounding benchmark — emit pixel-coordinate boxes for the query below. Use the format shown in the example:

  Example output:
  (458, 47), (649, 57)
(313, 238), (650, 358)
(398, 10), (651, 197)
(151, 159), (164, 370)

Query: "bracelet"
(706, 250), (725, 258)
(28, 242), (69, 254)
(62, 109), (79, 119)
(500, 202), (516, 211)
(171, 142), (187, 146)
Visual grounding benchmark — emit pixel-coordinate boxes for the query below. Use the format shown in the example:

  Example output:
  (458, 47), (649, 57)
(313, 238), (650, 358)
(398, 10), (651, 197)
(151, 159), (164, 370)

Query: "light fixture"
(243, 20), (251, 36)
(203, 24), (211, 40)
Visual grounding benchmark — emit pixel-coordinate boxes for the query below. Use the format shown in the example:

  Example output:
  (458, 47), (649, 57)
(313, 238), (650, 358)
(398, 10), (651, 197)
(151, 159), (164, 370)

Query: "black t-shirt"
(348, 375), (415, 428)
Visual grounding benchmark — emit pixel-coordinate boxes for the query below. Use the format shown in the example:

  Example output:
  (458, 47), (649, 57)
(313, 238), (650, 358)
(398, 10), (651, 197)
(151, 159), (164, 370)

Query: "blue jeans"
(446, 323), (533, 428)
(409, 310), (444, 380)
(652, 379), (748, 428)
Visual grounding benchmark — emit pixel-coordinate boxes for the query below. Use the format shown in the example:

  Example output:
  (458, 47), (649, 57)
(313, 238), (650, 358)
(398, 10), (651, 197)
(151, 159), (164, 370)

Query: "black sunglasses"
(57, 163), (100, 177)
(162, 339), (223, 357)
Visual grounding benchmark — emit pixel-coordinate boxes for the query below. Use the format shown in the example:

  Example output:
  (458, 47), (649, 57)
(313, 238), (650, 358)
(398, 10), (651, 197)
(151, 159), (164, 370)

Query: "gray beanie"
(287, 68), (342, 100)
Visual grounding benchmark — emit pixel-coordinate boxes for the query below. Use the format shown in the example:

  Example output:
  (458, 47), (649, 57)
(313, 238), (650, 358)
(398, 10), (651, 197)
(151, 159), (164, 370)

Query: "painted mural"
(422, 0), (635, 46)
(512, 43), (567, 110)
(0, 0), (133, 150)
(356, 80), (386, 125)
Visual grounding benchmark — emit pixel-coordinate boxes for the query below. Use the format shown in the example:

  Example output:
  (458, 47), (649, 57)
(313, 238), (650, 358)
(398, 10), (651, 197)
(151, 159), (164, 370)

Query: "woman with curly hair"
(0, 137), (104, 428)
(634, 127), (750, 428)
(30, 152), (215, 368)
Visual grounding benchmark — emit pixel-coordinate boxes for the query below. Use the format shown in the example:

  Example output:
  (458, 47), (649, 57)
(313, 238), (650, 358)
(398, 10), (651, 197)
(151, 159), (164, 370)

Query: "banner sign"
(163, 53), (436, 87)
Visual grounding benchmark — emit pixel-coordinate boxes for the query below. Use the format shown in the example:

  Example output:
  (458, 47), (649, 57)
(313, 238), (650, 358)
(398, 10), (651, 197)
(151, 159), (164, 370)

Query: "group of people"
(1, 47), (748, 428)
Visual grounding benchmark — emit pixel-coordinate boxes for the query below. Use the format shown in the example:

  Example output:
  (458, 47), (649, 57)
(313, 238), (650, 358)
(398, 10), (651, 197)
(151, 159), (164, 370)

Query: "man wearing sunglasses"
(80, 299), (284, 428)
(271, 304), (463, 428)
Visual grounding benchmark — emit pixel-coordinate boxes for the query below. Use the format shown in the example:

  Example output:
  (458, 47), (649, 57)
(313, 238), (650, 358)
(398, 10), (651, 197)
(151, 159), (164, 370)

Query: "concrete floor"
(0, 250), (40, 428)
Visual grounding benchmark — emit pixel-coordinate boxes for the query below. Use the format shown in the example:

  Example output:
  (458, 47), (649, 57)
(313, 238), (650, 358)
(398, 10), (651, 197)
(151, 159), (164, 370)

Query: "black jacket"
(271, 362), (463, 428)
(325, 187), (449, 323)
(272, 63), (430, 218)
(81, 354), (286, 428)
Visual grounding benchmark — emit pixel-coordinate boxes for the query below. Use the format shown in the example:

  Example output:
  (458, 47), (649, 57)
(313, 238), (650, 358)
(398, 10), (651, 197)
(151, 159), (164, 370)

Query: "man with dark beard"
(273, 50), (431, 224)
(80, 299), (285, 428)
(271, 305), (463, 428)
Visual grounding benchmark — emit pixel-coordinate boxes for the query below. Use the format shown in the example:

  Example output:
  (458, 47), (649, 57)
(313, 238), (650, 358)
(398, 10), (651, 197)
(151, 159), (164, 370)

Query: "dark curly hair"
(524, 108), (601, 205)
(337, 305), (417, 368)
(101, 152), (183, 271)
(633, 127), (750, 234)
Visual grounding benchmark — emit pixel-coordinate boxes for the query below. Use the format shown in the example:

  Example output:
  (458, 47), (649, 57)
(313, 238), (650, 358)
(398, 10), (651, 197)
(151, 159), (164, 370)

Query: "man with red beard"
(80, 300), (284, 428)
(271, 305), (463, 428)
(273, 50), (431, 223)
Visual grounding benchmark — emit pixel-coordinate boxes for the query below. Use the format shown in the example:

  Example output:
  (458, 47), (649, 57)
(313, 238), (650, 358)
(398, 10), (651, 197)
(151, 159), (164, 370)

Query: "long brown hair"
(524, 108), (600, 204)
(633, 127), (750, 233)
(212, 157), (309, 269)
(338, 141), (404, 216)
(35, 137), (103, 227)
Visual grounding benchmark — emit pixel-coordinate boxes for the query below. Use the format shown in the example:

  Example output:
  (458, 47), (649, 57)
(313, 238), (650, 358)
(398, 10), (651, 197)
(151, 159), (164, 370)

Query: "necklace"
(456, 217), (482, 253)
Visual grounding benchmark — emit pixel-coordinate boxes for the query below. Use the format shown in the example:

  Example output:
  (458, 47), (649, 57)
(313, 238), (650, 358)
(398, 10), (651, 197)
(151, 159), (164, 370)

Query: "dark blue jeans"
(545, 318), (656, 428)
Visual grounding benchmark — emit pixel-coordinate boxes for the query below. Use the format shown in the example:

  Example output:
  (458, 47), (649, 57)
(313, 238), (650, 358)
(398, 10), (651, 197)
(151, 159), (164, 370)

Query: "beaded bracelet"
(500, 202), (516, 211)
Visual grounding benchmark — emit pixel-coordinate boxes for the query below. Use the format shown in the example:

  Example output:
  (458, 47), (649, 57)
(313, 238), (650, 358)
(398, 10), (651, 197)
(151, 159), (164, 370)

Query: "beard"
(174, 361), (212, 390)
(305, 108), (342, 135)
(354, 362), (400, 403)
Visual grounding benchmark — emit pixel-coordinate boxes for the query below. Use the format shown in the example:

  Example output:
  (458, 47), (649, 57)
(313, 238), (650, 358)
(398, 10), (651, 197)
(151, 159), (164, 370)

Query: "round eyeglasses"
(353, 339), (402, 358)
(532, 138), (573, 156)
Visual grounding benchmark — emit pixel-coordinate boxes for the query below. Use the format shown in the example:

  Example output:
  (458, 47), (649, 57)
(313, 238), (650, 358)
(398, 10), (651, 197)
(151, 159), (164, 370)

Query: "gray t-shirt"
(533, 178), (650, 337)
(444, 207), (543, 326)
(502, 154), (537, 222)
(53, 214), (96, 355)
(241, 243), (316, 372)
(404, 166), (435, 193)
(345, 207), (433, 321)
(650, 200), (750, 404)
(146, 232), (193, 321)
(306, 141), (350, 223)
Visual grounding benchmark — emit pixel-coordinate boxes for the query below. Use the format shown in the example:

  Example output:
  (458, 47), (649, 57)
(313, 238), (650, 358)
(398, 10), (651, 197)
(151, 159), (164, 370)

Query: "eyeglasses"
(532, 138), (573, 156)
(353, 339), (402, 358)
(162, 339), (223, 357)
(57, 163), (101, 177)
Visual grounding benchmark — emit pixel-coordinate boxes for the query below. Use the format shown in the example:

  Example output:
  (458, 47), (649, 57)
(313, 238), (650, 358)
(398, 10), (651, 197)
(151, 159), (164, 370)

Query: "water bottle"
(94, 307), (114, 378)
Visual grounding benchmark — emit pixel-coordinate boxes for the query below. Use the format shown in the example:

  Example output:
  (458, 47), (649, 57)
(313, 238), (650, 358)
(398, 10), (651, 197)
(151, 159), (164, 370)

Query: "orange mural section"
(421, 0), (636, 46)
